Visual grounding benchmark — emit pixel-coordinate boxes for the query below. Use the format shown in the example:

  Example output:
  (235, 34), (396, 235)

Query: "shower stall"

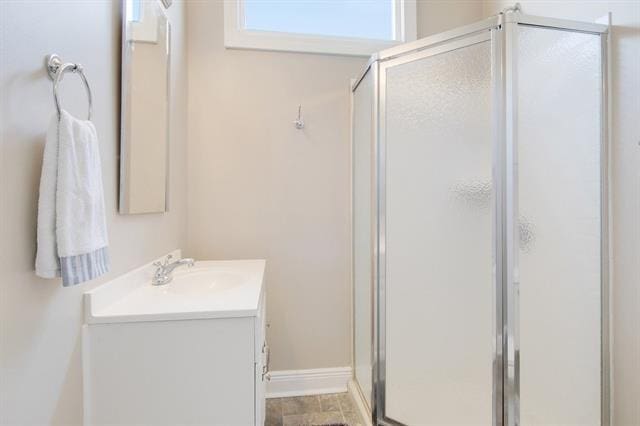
(351, 9), (610, 426)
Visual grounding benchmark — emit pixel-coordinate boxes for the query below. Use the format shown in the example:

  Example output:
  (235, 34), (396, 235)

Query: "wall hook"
(502, 2), (521, 14)
(293, 104), (304, 129)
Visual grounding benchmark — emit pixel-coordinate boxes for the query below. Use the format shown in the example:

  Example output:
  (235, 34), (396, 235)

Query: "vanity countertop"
(84, 254), (265, 324)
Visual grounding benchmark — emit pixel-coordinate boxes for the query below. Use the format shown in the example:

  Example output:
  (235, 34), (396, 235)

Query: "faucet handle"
(153, 254), (173, 270)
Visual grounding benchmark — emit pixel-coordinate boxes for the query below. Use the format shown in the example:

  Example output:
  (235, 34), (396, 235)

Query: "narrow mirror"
(120, 0), (170, 214)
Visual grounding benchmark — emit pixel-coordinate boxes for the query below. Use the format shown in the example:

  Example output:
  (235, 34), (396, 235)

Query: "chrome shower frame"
(350, 11), (610, 426)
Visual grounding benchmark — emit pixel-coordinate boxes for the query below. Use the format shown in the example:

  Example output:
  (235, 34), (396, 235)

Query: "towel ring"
(46, 54), (93, 121)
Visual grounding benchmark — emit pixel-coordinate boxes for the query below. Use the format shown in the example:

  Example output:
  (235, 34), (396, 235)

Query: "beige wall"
(482, 2), (639, 425)
(186, 0), (484, 372)
(0, 1), (188, 424)
(186, 0), (362, 371)
(417, 0), (484, 37)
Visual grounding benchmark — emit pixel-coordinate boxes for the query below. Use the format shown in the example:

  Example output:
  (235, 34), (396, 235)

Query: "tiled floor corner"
(266, 393), (365, 426)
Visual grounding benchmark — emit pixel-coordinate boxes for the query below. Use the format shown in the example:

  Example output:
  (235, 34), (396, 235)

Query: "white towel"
(35, 110), (109, 286)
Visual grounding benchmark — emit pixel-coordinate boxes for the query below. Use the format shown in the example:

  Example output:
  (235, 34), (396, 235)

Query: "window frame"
(223, 0), (417, 57)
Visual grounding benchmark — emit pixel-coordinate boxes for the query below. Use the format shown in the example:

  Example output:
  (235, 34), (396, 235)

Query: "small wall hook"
(293, 104), (304, 129)
(502, 2), (521, 14)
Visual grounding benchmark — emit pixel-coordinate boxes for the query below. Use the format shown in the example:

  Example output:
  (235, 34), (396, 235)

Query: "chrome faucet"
(152, 254), (195, 286)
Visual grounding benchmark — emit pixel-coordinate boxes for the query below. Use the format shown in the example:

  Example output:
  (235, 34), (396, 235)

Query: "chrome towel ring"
(46, 54), (93, 121)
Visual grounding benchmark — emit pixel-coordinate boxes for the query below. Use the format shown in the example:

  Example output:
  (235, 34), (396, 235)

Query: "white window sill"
(225, 29), (404, 57)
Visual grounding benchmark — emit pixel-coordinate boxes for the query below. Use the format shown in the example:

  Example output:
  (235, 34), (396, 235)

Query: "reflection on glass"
(120, 0), (170, 214)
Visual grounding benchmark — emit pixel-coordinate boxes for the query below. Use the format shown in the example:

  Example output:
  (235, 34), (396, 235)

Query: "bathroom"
(0, 0), (638, 425)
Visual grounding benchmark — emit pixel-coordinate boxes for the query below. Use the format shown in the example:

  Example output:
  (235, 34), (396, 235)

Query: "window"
(224, 0), (416, 56)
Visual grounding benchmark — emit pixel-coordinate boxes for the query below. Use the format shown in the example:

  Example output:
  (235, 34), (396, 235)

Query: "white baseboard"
(348, 379), (373, 426)
(266, 367), (352, 398)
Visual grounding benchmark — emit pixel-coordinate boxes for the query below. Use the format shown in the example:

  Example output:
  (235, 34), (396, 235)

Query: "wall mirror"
(120, 0), (170, 214)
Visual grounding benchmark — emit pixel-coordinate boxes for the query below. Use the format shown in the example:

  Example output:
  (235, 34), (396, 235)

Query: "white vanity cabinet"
(82, 258), (268, 426)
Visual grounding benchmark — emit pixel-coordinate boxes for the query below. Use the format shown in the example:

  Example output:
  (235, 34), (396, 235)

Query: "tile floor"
(266, 393), (365, 426)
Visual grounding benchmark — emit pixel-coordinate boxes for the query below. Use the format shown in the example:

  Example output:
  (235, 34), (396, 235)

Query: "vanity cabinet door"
(84, 318), (255, 425)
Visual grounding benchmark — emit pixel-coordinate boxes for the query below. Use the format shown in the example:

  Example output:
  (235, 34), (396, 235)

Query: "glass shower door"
(380, 33), (495, 425)
(515, 25), (604, 426)
(353, 68), (374, 409)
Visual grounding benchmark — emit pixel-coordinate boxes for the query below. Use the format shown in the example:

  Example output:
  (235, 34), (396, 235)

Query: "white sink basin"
(164, 268), (250, 296)
(84, 257), (266, 324)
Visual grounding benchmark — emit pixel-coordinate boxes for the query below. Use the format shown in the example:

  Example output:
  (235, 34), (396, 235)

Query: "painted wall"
(417, 0), (485, 38)
(0, 1), (188, 424)
(186, 0), (485, 372)
(186, 0), (361, 371)
(482, 2), (639, 425)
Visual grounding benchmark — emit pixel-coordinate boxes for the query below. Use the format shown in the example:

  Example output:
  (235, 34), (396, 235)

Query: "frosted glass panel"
(353, 70), (373, 408)
(517, 26), (602, 425)
(384, 40), (493, 425)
